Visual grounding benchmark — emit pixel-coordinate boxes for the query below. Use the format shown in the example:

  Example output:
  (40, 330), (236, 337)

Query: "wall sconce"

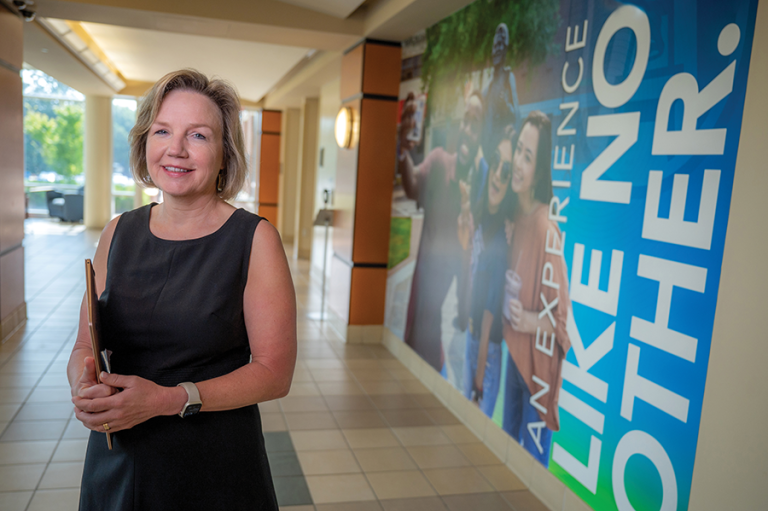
(335, 106), (358, 149)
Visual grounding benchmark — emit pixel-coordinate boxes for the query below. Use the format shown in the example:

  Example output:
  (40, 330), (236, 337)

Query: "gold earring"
(217, 171), (225, 193)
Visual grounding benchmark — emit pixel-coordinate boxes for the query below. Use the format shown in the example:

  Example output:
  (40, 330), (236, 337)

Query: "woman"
(502, 111), (570, 466)
(458, 127), (516, 418)
(67, 69), (297, 510)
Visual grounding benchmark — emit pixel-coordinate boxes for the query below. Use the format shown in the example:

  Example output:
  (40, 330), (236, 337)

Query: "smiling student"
(457, 125), (517, 417)
(501, 111), (571, 466)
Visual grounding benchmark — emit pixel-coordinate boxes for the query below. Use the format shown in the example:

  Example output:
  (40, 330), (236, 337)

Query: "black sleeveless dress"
(79, 204), (278, 511)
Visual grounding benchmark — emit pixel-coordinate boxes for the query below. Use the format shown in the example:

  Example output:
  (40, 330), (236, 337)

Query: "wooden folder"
(85, 259), (113, 450)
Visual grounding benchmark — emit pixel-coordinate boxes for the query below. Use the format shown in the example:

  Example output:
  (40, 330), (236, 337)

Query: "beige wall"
(688, 1), (768, 509)
(293, 97), (319, 260)
(311, 79), (341, 276)
(279, 108), (301, 244)
(84, 95), (114, 229)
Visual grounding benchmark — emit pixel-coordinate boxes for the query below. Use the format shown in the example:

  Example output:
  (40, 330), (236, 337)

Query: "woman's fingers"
(77, 382), (117, 400)
(79, 357), (98, 386)
(508, 299), (523, 330)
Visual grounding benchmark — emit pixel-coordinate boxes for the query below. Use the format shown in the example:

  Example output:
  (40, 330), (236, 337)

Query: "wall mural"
(387, 0), (759, 509)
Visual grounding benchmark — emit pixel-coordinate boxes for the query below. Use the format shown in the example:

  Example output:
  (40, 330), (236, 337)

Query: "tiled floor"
(0, 218), (549, 511)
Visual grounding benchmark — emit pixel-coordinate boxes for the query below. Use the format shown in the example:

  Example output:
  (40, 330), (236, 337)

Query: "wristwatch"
(177, 382), (202, 418)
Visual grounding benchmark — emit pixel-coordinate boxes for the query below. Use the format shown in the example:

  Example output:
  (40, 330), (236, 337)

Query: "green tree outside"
(421, 0), (560, 113)
(113, 102), (136, 177)
(24, 102), (84, 181)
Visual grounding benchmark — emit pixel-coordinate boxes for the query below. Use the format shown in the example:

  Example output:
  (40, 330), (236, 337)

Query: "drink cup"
(503, 269), (522, 322)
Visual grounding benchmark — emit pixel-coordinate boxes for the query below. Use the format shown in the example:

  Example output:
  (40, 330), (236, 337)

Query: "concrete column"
(278, 108), (301, 245)
(293, 98), (319, 260)
(84, 95), (113, 229)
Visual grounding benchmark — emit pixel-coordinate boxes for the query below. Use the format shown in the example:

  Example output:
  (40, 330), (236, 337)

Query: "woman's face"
(146, 89), (224, 200)
(511, 122), (539, 196)
(488, 138), (512, 212)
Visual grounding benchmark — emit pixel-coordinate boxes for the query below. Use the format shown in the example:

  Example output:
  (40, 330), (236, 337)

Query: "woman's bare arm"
(73, 220), (298, 432)
(67, 216), (120, 396)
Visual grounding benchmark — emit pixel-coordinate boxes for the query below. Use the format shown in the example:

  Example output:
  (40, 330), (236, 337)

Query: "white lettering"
(642, 170), (720, 250)
(565, 20), (589, 52)
(553, 436), (602, 494)
(562, 58), (584, 94)
(545, 228), (565, 258)
(549, 196), (568, 224)
(652, 62), (737, 155)
(538, 293), (558, 327)
(569, 319), (615, 375)
(527, 421), (547, 455)
(535, 327), (555, 357)
(542, 262), (559, 290)
(557, 102), (579, 136)
(630, 255), (707, 362)
(580, 113), (639, 204)
(570, 244), (624, 316)
(530, 375), (550, 415)
(592, 5), (650, 108)
(554, 145), (575, 170)
(563, 361), (608, 403)
(612, 431), (678, 511)
(621, 344), (689, 422)
(559, 388), (605, 434)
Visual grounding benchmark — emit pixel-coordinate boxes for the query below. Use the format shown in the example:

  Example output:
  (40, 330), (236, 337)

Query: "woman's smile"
(163, 165), (193, 174)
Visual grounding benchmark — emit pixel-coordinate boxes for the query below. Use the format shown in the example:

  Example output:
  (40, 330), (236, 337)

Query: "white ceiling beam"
(34, 0), (363, 50)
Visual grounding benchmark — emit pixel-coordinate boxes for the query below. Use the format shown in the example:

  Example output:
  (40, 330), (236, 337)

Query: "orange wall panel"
(258, 205), (278, 225)
(259, 133), (280, 205)
(349, 267), (387, 325)
(352, 98), (397, 265)
(362, 44), (402, 98)
(262, 110), (281, 133)
(341, 43), (364, 100)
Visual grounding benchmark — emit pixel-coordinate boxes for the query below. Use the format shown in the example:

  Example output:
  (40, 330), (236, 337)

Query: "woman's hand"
(457, 180), (473, 250)
(71, 357), (116, 400)
(398, 92), (419, 153)
(507, 298), (536, 333)
(473, 373), (484, 400)
(72, 372), (184, 434)
(505, 219), (515, 246)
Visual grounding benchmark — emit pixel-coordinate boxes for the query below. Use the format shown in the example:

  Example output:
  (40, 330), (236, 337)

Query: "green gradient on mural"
(387, 217), (411, 269)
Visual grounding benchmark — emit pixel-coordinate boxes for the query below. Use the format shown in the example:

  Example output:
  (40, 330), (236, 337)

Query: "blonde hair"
(129, 69), (246, 201)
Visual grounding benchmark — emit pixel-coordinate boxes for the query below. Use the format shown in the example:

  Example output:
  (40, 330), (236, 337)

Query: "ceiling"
(275, 0), (367, 19)
(79, 22), (311, 103)
(22, 0), (476, 106)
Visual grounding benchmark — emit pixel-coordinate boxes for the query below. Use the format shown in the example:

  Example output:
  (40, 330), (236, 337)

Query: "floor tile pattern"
(0, 219), (549, 511)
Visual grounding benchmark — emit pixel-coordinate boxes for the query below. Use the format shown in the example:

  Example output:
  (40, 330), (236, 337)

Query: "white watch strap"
(177, 382), (201, 416)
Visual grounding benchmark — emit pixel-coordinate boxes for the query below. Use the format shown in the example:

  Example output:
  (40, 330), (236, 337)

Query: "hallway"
(0, 219), (548, 511)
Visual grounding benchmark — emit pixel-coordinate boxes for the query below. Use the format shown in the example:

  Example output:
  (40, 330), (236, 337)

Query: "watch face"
(183, 404), (202, 418)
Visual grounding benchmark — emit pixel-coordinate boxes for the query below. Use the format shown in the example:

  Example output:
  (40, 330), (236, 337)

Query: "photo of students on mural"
(396, 90), (487, 373)
(390, 0), (570, 468)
